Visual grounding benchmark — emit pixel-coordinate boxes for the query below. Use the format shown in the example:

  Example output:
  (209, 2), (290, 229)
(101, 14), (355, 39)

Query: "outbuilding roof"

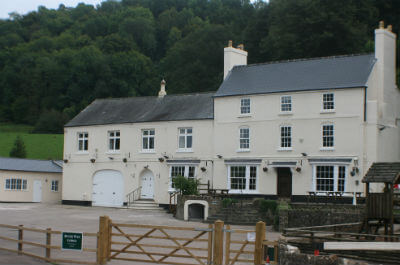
(0, 157), (63, 173)
(65, 92), (214, 127)
(363, 162), (400, 184)
(215, 53), (376, 97)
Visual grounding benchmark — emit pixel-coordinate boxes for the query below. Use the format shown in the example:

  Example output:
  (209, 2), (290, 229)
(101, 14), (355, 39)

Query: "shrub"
(173, 175), (199, 195)
(222, 198), (238, 208)
(9, 135), (27, 158)
(259, 199), (278, 215)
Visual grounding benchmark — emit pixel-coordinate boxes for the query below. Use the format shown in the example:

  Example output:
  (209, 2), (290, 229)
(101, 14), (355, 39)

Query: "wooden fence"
(0, 216), (276, 265)
(0, 223), (98, 264)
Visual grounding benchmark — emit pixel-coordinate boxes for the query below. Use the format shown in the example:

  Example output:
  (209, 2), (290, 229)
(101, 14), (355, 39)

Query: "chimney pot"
(387, 25), (393, 32)
(379, 21), (384, 29)
(237, 44), (244, 50)
(158, 79), (167, 98)
(228, 40), (232, 47)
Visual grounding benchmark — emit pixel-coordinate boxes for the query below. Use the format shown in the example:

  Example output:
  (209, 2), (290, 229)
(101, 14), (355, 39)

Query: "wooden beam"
(324, 242), (400, 251)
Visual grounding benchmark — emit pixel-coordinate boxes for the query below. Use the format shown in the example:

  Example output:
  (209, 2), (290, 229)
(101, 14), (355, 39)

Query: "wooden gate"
(107, 219), (213, 265)
(97, 216), (270, 265)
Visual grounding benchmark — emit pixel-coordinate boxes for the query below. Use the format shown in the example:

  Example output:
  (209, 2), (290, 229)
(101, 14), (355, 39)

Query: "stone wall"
(175, 195), (224, 220)
(278, 204), (365, 231)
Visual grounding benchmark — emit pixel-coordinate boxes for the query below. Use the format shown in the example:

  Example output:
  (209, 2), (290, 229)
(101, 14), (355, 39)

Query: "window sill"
(238, 114), (252, 118)
(176, 149), (193, 153)
(51, 190), (59, 193)
(277, 147), (293, 152)
(320, 147), (335, 151)
(236, 149), (250, 153)
(228, 190), (260, 194)
(140, 150), (156, 154)
(320, 110), (335, 114)
(278, 112), (293, 116)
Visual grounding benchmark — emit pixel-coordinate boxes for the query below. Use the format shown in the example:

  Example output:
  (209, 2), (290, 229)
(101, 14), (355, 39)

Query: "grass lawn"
(0, 123), (63, 160)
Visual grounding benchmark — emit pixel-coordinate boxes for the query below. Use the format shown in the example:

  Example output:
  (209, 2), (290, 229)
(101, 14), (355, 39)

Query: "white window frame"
(77, 132), (88, 152)
(240, 98), (251, 115)
(141, 129), (155, 152)
(169, 164), (197, 190)
(322, 92), (335, 111)
(311, 164), (347, 193)
(322, 124), (334, 149)
(108, 130), (120, 152)
(280, 95), (292, 113)
(178, 128), (193, 152)
(51, 180), (59, 192)
(238, 127), (250, 151)
(5, 178), (27, 191)
(227, 165), (258, 193)
(279, 125), (292, 150)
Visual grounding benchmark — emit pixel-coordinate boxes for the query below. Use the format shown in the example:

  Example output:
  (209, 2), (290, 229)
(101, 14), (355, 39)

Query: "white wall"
(0, 170), (62, 203)
(63, 119), (214, 204)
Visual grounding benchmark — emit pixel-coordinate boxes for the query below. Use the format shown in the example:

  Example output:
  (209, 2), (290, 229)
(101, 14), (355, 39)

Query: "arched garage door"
(92, 170), (124, 207)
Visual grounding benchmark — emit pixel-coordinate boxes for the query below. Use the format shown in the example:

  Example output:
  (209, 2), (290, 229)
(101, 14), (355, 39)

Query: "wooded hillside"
(0, 0), (399, 132)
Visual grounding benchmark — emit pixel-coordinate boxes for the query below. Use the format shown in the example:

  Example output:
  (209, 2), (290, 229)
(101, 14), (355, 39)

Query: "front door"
(141, 170), (154, 199)
(277, 167), (292, 197)
(33, 180), (42, 202)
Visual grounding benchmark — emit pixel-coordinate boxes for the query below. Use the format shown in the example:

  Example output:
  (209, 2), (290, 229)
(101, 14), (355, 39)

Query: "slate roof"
(65, 92), (214, 127)
(363, 162), (400, 183)
(0, 157), (63, 173)
(215, 53), (376, 97)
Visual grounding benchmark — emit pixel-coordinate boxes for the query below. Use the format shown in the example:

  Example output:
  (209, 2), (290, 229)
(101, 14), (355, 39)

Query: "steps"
(127, 200), (162, 210)
(205, 207), (262, 225)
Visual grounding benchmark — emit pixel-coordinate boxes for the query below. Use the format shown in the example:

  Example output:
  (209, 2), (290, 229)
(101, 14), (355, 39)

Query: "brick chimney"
(158, 79), (167, 98)
(224, 40), (247, 80)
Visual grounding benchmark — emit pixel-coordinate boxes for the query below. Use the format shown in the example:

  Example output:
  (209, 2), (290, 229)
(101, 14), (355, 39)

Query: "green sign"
(62, 232), (83, 251)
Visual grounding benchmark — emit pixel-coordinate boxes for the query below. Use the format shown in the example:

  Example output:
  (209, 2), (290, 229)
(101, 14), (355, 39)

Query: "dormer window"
(240, 98), (251, 114)
(323, 93), (335, 111)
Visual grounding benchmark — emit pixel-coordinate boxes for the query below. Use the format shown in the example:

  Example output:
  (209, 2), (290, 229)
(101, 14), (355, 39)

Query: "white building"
(62, 23), (399, 207)
(0, 157), (62, 203)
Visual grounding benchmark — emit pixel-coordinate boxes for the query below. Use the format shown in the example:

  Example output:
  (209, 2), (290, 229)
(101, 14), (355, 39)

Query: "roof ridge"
(94, 91), (216, 102)
(236, 53), (374, 69)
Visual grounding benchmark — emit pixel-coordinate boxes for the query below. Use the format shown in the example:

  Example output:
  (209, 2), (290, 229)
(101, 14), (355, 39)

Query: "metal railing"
(126, 186), (141, 207)
(169, 191), (179, 216)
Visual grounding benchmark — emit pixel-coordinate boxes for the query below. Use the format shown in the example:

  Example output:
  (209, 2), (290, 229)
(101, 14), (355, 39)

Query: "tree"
(9, 136), (27, 158)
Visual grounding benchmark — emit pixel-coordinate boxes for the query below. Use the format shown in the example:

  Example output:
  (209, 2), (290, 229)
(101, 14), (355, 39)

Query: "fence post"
(97, 216), (108, 265)
(18, 225), (23, 254)
(207, 223), (213, 265)
(224, 224), (231, 265)
(106, 216), (112, 260)
(213, 220), (224, 265)
(254, 221), (266, 265)
(46, 228), (51, 259)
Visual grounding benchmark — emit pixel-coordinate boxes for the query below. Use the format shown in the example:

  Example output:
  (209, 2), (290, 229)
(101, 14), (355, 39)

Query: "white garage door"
(92, 170), (124, 207)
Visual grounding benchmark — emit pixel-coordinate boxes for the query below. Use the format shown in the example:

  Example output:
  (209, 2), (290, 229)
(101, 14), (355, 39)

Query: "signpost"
(61, 232), (83, 251)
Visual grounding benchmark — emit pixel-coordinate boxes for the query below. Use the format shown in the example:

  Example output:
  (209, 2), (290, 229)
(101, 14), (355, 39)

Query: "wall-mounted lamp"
(158, 157), (164, 162)
(262, 167), (268, 172)
(355, 180), (359, 186)
(144, 165), (149, 169)
(90, 158), (95, 163)
(217, 155), (223, 159)
(63, 159), (68, 163)
(350, 167), (359, 176)
(123, 158), (127, 163)
(201, 167), (206, 172)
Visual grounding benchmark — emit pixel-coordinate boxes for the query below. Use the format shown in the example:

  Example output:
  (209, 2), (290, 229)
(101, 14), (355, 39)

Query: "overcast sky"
(0, 0), (105, 19)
